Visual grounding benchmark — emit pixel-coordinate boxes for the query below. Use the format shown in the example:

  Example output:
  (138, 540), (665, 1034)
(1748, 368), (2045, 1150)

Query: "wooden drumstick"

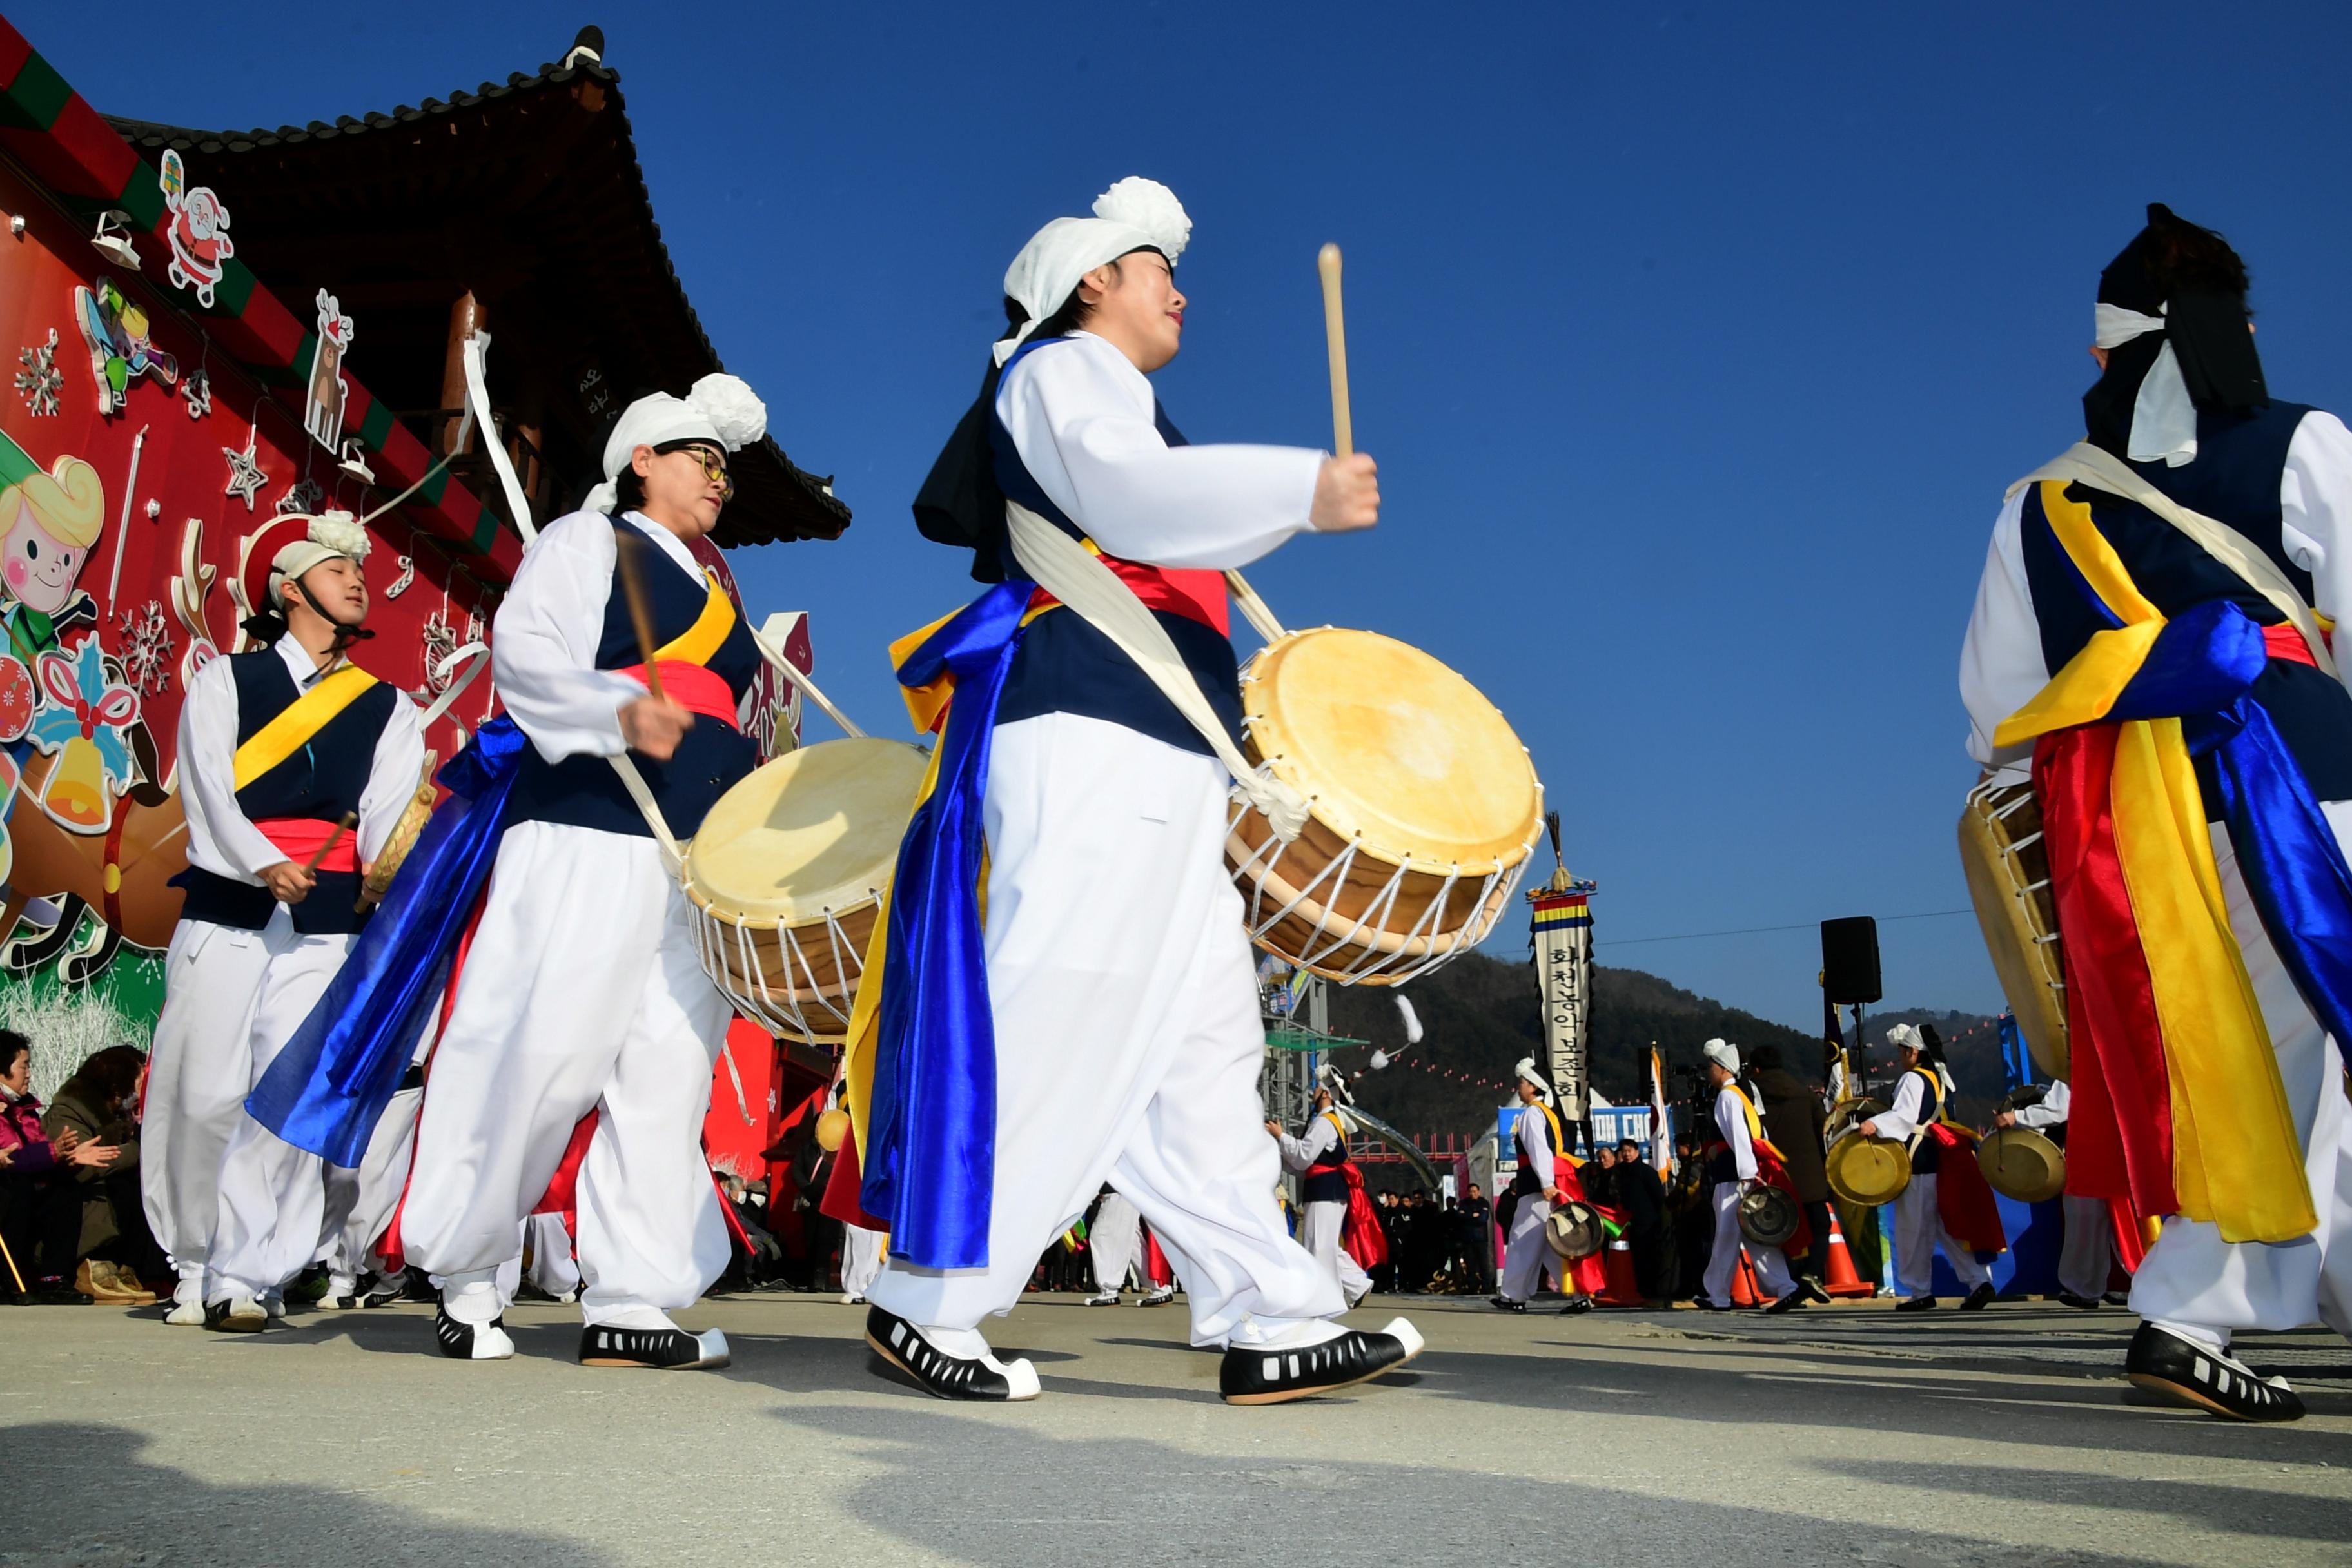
(612, 532), (666, 703)
(304, 811), (358, 874)
(1318, 243), (1353, 457)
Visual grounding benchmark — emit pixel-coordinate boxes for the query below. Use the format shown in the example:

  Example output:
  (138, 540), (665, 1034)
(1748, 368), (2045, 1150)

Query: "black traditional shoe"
(2102, 1291), (2130, 1307)
(317, 1293), (360, 1311)
(1489, 1295), (1527, 1313)
(360, 1273), (409, 1309)
(2124, 1323), (2304, 1423)
(864, 1304), (1041, 1401)
(1766, 1288), (1809, 1315)
(1691, 1295), (1727, 1311)
(433, 1304), (515, 1360)
(1219, 1318), (1424, 1406)
(1960, 1282), (1997, 1312)
(1083, 1291), (1121, 1307)
(1894, 1295), (1937, 1313)
(1137, 1286), (1177, 1307)
(2057, 1291), (2102, 1311)
(204, 1295), (267, 1333)
(1558, 1296), (1594, 1315)
(578, 1323), (730, 1370)
(1801, 1279), (1834, 1306)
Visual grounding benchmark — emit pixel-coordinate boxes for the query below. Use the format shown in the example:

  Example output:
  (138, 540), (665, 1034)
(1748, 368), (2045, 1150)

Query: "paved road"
(9, 1291), (2351, 1567)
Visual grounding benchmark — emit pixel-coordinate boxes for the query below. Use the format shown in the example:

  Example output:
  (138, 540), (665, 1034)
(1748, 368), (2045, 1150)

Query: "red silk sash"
(2262, 622), (2322, 668)
(617, 661), (741, 728)
(1026, 555), (1230, 635)
(2034, 727), (2181, 1217)
(254, 816), (360, 874)
(1340, 1163), (1389, 1269)
(1921, 1124), (2008, 1253)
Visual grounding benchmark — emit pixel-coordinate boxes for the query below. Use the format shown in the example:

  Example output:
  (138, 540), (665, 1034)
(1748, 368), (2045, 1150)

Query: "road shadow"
(3, 1422), (619, 1567)
(764, 1400), (2174, 1568)
(1818, 1460), (2352, 1542)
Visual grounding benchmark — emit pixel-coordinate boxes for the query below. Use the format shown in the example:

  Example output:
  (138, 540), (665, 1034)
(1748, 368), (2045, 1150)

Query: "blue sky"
(24, 1), (2352, 1030)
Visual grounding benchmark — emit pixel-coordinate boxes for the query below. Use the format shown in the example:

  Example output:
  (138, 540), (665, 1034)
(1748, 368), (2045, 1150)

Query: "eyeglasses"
(676, 445), (734, 500)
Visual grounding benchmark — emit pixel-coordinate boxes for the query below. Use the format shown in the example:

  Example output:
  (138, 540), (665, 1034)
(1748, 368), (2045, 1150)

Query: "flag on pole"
(1647, 1044), (1672, 1173)
(1528, 872), (1597, 1123)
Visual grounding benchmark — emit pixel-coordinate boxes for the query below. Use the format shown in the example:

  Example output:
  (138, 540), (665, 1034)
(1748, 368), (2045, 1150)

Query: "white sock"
(2151, 1317), (2229, 1353)
(440, 1275), (504, 1326)
(1230, 1317), (1347, 1351)
(914, 1323), (995, 1360)
(582, 1303), (681, 1333)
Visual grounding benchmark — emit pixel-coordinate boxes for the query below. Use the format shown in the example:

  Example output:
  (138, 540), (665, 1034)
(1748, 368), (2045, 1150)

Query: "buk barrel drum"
(1977, 1125), (2066, 1203)
(1227, 627), (1544, 986)
(1959, 779), (2069, 1079)
(681, 737), (929, 1044)
(1544, 1200), (1603, 1261)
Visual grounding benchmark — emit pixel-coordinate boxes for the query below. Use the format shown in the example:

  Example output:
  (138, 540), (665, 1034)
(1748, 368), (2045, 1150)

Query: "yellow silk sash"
(654, 571), (734, 667)
(232, 663), (380, 790)
(1994, 482), (2311, 1240)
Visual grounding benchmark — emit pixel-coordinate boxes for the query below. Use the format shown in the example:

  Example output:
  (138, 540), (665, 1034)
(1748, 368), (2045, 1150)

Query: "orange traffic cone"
(1821, 1211), (1876, 1299)
(1600, 1238), (1643, 1306)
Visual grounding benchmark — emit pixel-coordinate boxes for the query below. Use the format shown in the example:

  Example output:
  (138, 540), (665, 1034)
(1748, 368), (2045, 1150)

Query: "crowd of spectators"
(0, 1030), (164, 1305)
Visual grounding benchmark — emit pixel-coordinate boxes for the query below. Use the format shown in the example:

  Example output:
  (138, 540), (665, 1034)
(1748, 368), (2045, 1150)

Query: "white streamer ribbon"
(1004, 501), (1309, 843)
(2093, 302), (2197, 468)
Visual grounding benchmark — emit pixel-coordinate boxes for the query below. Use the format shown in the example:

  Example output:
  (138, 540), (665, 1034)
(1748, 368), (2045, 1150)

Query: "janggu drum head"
(1229, 628), (1542, 985)
(683, 736), (929, 1043)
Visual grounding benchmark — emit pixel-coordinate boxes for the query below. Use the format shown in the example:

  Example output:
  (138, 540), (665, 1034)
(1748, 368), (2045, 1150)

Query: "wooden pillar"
(440, 291), (487, 456)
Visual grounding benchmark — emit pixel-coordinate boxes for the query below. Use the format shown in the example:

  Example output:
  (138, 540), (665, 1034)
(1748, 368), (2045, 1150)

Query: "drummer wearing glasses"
(399, 376), (767, 1370)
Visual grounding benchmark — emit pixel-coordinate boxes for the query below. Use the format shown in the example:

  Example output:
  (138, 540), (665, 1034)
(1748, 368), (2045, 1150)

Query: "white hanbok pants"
(320, 1085), (423, 1288)
(1891, 1174), (1991, 1298)
(401, 821), (732, 1326)
(1090, 1191), (1142, 1295)
(2057, 1193), (2113, 1301)
(1298, 1198), (1372, 1305)
(841, 1223), (885, 1298)
(1499, 1192), (1563, 1302)
(867, 714), (1340, 1348)
(206, 927), (357, 1302)
(140, 915), (273, 1291)
(2130, 807), (2352, 1346)
(1706, 1181), (1794, 1302)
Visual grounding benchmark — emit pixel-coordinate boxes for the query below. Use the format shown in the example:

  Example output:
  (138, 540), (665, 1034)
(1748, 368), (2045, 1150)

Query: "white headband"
(585, 373), (768, 515)
(2093, 302), (2197, 468)
(996, 177), (1191, 368)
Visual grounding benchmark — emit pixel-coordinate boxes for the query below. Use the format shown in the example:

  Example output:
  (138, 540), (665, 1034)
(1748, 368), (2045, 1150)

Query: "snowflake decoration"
(14, 328), (61, 417)
(222, 429), (266, 511)
(181, 368), (211, 421)
(421, 609), (458, 694)
(277, 478), (324, 516)
(111, 601), (173, 696)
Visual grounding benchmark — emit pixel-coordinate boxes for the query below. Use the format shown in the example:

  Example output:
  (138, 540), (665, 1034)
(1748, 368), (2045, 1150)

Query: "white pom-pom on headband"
(585, 372), (770, 515)
(269, 511), (370, 608)
(996, 175), (1191, 367)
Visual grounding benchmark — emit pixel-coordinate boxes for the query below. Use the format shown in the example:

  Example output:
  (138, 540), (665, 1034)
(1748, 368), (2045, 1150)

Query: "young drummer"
(398, 375), (767, 1368)
(1698, 1041), (1801, 1313)
(142, 514), (420, 1326)
(1491, 1061), (1574, 1313)
(1268, 1079), (1373, 1309)
(1859, 1024), (1997, 1313)
(193, 514), (424, 1328)
(850, 177), (1415, 1404)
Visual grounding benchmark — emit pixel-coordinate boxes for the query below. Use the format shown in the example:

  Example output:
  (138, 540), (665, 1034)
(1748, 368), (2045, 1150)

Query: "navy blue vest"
(2021, 403), (2352, 816)
(504, 516), (762, 841)
(988, 336), (1242, 756)
(1906, 1069), (1945, 1175)
(174, 648), (399, 936)
(1302, 1115), (1351, 1205)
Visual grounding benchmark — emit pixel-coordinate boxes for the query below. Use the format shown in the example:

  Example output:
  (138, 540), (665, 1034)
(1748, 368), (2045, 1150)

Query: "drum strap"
(1004, 500), (1310, 843)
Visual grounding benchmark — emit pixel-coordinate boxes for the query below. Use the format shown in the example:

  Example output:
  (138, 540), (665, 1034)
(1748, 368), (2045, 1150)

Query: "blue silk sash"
(2144, 608), (2352, 1062)
(860, 580), (1035, 1269)
(247, 717), (528, 1168)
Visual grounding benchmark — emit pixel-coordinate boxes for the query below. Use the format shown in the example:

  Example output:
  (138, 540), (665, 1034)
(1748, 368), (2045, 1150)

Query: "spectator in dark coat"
(42, 1046), (160, 1302)
(1750, 1045), (1834, 1300)
(0, 1030), (117, 1302)
(1611, 1138), (1672, 1302)
(1666, 1137), (1712, 1300)
(1455, 1183), (1494, 1293)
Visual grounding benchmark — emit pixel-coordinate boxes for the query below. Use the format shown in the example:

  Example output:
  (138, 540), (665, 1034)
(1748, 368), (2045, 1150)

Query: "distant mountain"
(1315, 952), (2005, 1139)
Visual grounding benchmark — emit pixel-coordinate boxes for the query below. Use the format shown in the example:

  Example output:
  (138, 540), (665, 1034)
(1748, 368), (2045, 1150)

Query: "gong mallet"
(612, 532), (667, 704)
